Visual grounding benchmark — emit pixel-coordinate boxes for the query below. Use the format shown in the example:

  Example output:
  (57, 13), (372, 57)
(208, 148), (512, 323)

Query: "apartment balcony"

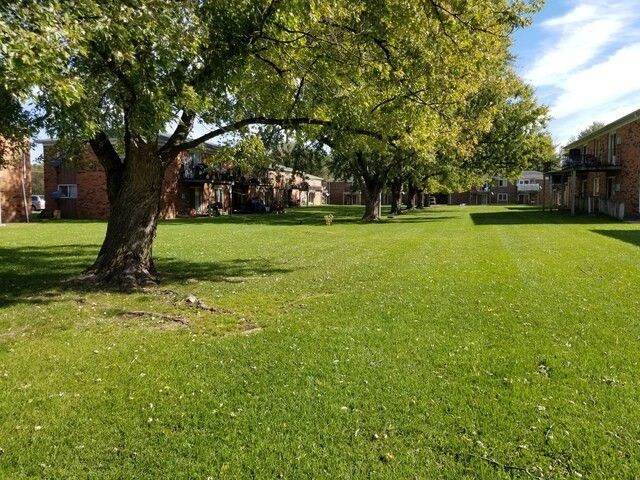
(517, 184), (541, 193)
(182, 166), (236, 183)
(560, 153), (620, 171)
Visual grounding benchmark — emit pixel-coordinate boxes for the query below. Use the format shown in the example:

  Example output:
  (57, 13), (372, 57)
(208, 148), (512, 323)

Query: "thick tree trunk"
(416, 190), (425, 209)
(389, 178), (403, 215)
(77, 140), (166, 290)
(363, 186), (382, 221)
(362, 175), (385, 221)
(352, 151), (387, 222)
(405, 182), (417, 210)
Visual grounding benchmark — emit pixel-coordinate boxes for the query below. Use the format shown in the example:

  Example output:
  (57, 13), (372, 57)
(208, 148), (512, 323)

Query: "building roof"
(37, 134), (220, 152)
(273, 165), (325, 181)
(564, 107), (640, 150)
(520, 170), (543, 179)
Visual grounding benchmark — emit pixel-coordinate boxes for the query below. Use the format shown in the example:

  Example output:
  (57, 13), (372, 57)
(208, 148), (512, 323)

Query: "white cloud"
(518, 0), (640, 145)
(551, 43), (640, 119)
(524, 2), (630, 86)
(552, 92), (640, 146)
(541, 4), (599, 27)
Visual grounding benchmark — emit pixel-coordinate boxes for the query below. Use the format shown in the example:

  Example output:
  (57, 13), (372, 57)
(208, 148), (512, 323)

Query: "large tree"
(466, 81), (556, 176)
(1, 0), (541, 287)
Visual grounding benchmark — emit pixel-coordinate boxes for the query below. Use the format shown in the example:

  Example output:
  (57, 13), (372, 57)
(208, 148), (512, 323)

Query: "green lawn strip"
(1, 206), (640, 478)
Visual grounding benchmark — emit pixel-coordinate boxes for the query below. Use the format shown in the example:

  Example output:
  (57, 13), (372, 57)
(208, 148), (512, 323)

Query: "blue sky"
(512, 0), (640, 145)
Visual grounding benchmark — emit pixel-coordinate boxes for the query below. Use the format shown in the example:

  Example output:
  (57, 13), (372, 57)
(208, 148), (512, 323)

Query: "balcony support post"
(571, 170), (577, 215)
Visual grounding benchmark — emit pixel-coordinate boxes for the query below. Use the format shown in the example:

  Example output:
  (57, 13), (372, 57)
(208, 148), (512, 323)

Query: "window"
(497, 178), (507, 187)
(57, 184), (77, 199)
(215, 188), (223, 204)
(593, 177), (600, 195)
(497, 193), (508, 202)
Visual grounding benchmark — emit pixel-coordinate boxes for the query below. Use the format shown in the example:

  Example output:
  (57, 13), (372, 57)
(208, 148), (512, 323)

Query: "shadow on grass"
(160, 206), (457, 227)
(505, 206), (543, 211)
(470, 210), (620, 225)
(0, 244), (292, 308)
(590, 229), (640, 248)
(387, 215), (458, 223)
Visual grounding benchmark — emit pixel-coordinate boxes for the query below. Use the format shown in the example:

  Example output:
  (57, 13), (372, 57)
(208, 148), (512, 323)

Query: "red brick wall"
(44, 145), (191, 220)
(574, 120), (640, 216)
(617, 121), (640, 216)
(0, 139), (31, 222)
(43, 144), (109, 219)
(327, 181), (363, 205)
(159, 152), (185, 219)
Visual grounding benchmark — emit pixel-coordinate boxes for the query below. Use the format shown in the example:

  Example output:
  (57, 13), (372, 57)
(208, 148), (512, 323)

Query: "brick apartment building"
(545, 108), (640, 220)
(448, 171), (546, 205)
(0, 138), (31, 223)
(326, 180), (397, 205)
(41, 138), (325, 219)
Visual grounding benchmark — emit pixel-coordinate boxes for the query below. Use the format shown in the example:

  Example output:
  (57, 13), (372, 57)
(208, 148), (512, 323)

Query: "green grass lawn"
(1, 205), (640, 478)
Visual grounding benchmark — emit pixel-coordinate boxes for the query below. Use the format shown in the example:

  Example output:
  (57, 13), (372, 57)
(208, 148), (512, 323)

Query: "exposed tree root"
(70, 266), (159, 292)
(117, 309), (190, 325)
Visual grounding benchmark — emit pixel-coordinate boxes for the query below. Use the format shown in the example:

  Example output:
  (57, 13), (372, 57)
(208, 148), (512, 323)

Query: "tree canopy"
(1, 0), (545, 287)
(566, 121), (607, 146)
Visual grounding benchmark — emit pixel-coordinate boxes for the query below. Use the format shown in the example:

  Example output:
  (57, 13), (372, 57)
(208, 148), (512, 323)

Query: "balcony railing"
(517, 183), (541, 192)
(182, 166), (271, 185)
(561, 153), (619, 169)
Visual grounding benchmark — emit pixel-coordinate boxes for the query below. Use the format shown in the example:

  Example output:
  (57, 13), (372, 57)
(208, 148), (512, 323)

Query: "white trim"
(57, 184), (78, 199)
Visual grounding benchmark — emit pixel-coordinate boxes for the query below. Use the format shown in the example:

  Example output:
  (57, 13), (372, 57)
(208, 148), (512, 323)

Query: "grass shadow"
(505, 206), (543, 211)
(470, 210), (620, 226)
(0, 244), (293, 308)
(387, 215), (458, 223)
(590, 229), (640, 248)
(160, 206), (364, 227)
(161, 206), (458, 227)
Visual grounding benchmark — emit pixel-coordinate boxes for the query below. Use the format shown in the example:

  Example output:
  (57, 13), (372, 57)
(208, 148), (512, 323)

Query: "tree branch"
(89, 132), (123, 204)
(171, 117), (384, 154)
(158, 110), (195, 157)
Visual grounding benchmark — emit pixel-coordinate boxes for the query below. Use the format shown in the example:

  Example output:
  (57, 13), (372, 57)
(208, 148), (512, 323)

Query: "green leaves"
(1, 0), (545, 179)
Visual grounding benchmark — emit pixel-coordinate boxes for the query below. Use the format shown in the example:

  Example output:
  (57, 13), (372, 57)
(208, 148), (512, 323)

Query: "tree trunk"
(416, 190), (425, 209)
(405, 182), (417, 210)
(362, 175), (385, 221)
(363, 186), (382, 221)
(389, 178), (403, 215)
(77, 140), (166, 290)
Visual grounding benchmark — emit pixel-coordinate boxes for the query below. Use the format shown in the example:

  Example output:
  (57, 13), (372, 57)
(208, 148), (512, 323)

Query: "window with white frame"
(497, 178), (507, 187)
(57, 184), (77, 199)
(593, 177), (600, 195)
(497, 193), (508, 202)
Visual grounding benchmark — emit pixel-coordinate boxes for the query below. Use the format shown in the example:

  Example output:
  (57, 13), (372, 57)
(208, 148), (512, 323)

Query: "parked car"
(31, 195), (45, 211)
